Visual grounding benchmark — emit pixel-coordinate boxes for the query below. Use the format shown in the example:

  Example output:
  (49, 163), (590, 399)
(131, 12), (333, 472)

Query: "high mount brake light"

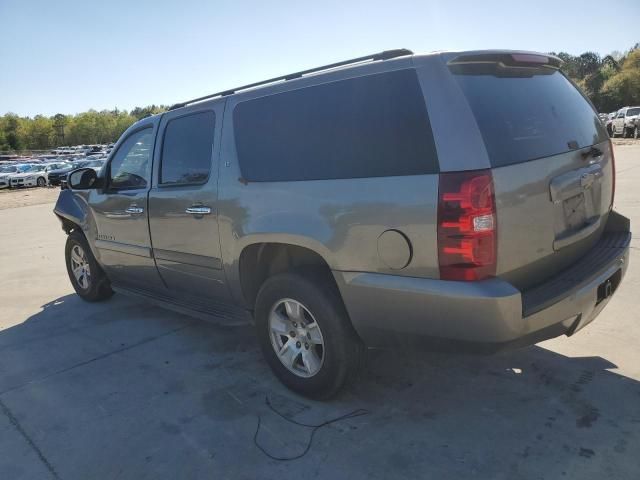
(438, 170), (497, 281)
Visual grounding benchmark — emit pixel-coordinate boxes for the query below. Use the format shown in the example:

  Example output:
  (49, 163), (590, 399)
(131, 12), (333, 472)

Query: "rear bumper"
(334, 211), (631, 352)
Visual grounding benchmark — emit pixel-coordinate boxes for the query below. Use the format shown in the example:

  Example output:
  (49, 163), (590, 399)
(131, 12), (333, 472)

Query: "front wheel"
(255, 272), (365, 399)
(634, 126), (639, 139)
(65, 231), (113, 302)
(37, 177), (46, 187)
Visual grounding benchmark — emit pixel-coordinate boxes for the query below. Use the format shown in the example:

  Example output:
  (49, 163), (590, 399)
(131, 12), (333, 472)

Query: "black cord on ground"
(253, 395), (370, 461)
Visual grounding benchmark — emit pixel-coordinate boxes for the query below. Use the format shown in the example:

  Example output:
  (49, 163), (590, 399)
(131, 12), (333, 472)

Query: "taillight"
(438, 169), (497, 281)
(609, 139), (616, 207)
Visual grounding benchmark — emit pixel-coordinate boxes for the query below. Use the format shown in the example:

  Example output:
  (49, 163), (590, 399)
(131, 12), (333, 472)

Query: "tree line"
(1, 43), (639, 153)
(0, 106), (167, 153)
(551, 42), (640, 112)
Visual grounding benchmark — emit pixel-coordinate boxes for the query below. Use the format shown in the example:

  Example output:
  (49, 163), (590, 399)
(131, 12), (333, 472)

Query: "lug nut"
(290, 331), (296, 337)
(296, 341), (301, 348)
(305, 343), (309, 349)
(292, 322), (297, 327)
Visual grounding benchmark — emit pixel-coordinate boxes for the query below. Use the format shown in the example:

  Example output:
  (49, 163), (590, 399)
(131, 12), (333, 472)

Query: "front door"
(90, 122), (164, 291)
(147, 103), (230, 303)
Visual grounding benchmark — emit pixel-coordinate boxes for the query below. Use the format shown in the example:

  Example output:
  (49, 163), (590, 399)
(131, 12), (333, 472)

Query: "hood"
(49, 167), (74, 175)
(11, 171), (41, 179)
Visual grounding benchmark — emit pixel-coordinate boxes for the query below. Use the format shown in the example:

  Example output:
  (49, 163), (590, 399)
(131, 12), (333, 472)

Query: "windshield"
(26, 165), (45, 172)
(626, 107), (640, 116)
(0, 165), (17, 173)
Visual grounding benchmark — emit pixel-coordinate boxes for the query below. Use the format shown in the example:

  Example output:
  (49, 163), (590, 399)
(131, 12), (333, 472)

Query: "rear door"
(447, 53), (613, 289)
(147, 102), (230, 302)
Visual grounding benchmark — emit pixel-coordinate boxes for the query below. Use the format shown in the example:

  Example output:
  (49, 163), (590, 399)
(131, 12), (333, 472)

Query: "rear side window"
(160, 111), (215, 185)
(451, 67), (608, 168)
(233, 69), (438, 182)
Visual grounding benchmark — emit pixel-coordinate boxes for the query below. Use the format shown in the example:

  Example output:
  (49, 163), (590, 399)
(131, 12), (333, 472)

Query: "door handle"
(185, 206), (212, 215)
(125, 205), (144, 215)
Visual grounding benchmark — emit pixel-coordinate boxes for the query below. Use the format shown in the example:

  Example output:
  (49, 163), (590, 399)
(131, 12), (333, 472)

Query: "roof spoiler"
(448, 52), (562, 69)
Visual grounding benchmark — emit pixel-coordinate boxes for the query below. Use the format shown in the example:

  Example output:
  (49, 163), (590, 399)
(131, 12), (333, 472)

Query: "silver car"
(54, 49), (631, 398)
(611, 106), (640, 138)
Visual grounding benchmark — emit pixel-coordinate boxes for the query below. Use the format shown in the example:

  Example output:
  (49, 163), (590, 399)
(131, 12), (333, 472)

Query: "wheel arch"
(237, 241), (339, 310)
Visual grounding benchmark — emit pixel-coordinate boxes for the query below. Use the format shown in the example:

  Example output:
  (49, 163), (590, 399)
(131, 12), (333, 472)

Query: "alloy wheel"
(70, 244), (91, 289)
(268, 298), (325, 378)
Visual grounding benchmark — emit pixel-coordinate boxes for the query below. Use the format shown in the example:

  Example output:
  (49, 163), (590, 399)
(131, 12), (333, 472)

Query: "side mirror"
(68, 168), (99, 190)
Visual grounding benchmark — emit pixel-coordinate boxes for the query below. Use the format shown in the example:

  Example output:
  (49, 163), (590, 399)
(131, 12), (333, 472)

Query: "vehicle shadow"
(0, 294), (638, 479)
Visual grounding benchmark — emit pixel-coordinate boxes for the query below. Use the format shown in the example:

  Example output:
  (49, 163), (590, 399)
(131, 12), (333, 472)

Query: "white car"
(9, 164), (49, 188)
(611, 106), (640, 138)
(0, 164), (33, 189)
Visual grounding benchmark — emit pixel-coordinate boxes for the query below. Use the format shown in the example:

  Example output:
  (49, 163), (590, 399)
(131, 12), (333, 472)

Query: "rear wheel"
(254, 272), (365, 399)
(65, 230), (113, 302)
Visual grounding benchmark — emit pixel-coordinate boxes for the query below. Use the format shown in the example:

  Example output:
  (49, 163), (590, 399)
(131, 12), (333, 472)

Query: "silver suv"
(611, 106), (640, 138)
(54, 49), (631, 398)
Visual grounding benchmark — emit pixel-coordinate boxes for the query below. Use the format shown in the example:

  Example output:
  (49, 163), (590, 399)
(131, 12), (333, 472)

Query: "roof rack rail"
(168, 48), (413, 110)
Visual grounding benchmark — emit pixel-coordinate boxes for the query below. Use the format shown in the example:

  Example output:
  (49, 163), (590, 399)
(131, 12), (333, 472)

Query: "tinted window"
(451, 67), (607, 168)
(109, 128), (153, 189)
(234, 69), (438, 182)
(160, 111), (215, 185)
(626, 108), (640, 116)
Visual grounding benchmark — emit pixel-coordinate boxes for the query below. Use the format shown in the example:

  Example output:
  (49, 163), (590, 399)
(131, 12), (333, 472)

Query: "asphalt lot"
(1, 145), (639, 480)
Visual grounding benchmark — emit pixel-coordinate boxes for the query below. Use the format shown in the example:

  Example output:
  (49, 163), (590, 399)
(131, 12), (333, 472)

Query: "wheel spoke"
(270, 311), (291, 335)
(71, 249), (82, 264)
(284, 300), (303, 322)
(277, 340), (299, 369)
(301, 349), (321, 375)
(306, 322), (323, 344)
(72, 265), (84, 279)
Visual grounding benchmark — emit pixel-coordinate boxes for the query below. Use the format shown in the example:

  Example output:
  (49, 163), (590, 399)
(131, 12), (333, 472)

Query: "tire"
(634, 126), (639, 139)
(37, 177), (46, 187)
(65, 230), (113, 302)
(611, 126), (618, 138)
(254, 272), (365, 399)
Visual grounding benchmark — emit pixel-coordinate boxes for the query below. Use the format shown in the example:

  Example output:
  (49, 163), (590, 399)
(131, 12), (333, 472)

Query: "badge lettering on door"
(97, 233), (116, 241)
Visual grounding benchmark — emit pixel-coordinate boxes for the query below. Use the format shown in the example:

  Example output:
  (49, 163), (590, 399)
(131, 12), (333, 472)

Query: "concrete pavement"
(1, 146), (639, 479)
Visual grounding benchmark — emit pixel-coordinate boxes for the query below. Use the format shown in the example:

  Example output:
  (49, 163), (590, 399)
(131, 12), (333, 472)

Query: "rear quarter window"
(451, 66), (608, 168)
(233, 69), (438, 182)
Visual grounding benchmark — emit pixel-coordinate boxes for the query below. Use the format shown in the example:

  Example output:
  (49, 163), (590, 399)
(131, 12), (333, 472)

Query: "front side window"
(109, 128), (153, 190)
(160, 111), (215, 185)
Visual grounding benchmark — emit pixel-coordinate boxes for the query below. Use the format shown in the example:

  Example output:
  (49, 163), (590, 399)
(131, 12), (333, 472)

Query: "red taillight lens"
(438, 170), (497, 281)
(609, 139), (616, 207)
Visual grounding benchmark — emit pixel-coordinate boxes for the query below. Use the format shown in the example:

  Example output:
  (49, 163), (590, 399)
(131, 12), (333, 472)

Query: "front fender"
(53, 189), (88, 231)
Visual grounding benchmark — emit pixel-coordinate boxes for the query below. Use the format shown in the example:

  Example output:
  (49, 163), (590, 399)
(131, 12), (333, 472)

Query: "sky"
(1, 0), (639, 117)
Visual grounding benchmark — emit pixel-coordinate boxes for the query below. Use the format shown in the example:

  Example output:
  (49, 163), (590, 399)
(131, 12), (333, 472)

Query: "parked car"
(0, 163), (36, 188)
(611, 106), (640, 138)
(0, 164), (20, 189)
(46, 162), (79, 186)
(629, 114), (640, 139)
(54, 49), (631, 399)
(9, 163), (49, 188)
(43, 162), (71, 185)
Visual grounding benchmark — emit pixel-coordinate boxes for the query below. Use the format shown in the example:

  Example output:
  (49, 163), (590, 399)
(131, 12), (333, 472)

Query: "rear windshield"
(451, 66), (607, 168)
